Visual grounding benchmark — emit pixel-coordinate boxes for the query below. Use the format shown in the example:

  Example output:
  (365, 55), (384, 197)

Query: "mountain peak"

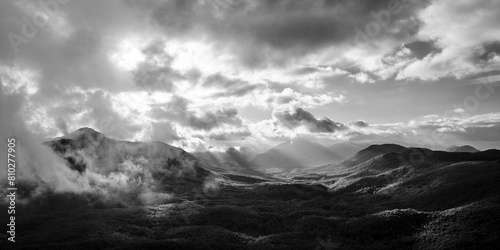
(76, 127), (99, 134)
(447, 145), (480, 153)
(63, 127), (105, 140)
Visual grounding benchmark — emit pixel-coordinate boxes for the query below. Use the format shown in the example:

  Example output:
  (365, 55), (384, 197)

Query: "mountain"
(327, 148), (500, 209)
(447, 145), (480, 153)
(252, 138), (343, 170)
(44, 127), (212, 196)
(314, 144), (407, 175)
(328, 141), (367, 160)
(193, 147), (265, 178)
(349, 144), (408, 165)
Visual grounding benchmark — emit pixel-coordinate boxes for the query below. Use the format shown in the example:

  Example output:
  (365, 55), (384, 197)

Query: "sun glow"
(109, 38), (146, 71)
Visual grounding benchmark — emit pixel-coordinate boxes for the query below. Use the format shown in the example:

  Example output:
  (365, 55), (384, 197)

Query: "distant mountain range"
(197, 139), (368, 172)
(192, 146), (264, 177)
(43, 128), (498, 189)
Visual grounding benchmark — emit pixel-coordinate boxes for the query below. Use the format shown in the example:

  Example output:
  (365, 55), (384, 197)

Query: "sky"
(1, 0), (500, 153)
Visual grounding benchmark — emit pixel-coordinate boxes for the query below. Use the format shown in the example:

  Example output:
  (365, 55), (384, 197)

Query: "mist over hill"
(40, 127), (216, 206)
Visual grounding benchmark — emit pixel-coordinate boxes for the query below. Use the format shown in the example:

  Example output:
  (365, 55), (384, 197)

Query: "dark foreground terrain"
(3, 182), (500, 250)
(2, 129), (500, 249)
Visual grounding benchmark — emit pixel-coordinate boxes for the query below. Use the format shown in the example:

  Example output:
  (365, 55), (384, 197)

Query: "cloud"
(187, 108), (242, 130)
(349, 72), (375, 83)
(142, 0), (426, 69)
(415, 112), (500, 142)
(151, 95), (243, 131)
(396, 0), (500, 80)
(132, 40), (184, 92)
(208, 130), (252, 141)
(0, 85), (90, 199)
(202, 73), (262, 97)
(147, 121), (181, 143)
(267, 87), (346, 109)
(471, 74), (500, 85)
(403, 40), (441, 60)
(352, 120), (369, 127)
(82, 90), (143, 139)
(273, 107), (348, 133)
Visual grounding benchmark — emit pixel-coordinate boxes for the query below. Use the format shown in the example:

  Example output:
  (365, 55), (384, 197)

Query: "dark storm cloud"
(224, 0), (426, 49)
(151, 95), (243, 131)
(274, 107), (347, 133)
(238, 11), (352, 49)
(143, 0), (427, 68)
